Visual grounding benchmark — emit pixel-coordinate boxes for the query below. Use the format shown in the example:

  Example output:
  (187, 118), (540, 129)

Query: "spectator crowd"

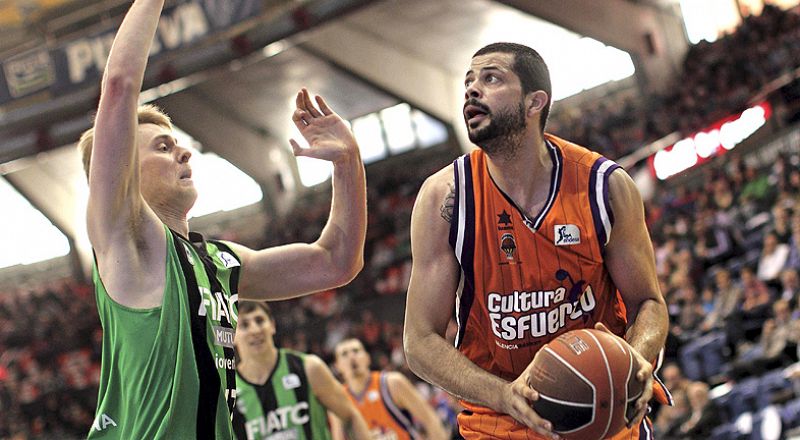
(549, 4), (800, 160)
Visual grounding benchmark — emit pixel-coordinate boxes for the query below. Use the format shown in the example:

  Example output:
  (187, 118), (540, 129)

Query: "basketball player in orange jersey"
(332, 338), (449, 440)
(403, 42), (671, 440)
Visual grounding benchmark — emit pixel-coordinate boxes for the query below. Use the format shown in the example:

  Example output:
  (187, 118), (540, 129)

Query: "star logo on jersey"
(367, 390), (380, 402)
(497, 210), (512, 226)
(500, 233), (516, 260)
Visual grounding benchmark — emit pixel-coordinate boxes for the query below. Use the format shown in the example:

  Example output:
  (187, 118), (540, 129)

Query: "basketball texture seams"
(527, 329), (642, 440)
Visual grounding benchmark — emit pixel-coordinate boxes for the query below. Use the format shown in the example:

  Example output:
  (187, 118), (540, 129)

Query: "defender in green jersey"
(232, 302), (370, 440)
(79, 1), (367, 438)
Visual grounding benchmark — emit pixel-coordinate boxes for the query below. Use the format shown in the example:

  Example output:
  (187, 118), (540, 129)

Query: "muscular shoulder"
(384, 371), (414, 402)
(416, 163), (456, 224)
(303, 353), (328, 376)
(384, 371), (408, 387)
(607, 168), (642, 212)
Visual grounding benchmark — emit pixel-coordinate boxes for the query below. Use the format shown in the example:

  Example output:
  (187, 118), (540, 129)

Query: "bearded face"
(466, 99), (527, 156)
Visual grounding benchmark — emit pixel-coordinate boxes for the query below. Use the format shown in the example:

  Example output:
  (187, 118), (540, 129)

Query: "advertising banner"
(0, 0), (262, 110)
(648, 102), (772, 180)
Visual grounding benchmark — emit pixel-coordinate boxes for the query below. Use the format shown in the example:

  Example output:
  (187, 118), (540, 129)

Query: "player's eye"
(158, 143), (169, 152)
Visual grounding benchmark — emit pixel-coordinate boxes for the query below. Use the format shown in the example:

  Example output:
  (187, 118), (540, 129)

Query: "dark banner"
(0, 0), (261, 109)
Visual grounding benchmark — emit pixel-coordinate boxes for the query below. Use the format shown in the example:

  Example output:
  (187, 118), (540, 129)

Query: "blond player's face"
(137, 123), (197, 213)
(335, 340), (370, 379)
(235, 308), (276, 357)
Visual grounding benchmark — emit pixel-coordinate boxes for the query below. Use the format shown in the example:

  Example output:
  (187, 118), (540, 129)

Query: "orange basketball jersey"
(344, 372), (419, 440)
(449, 134), (670, 439)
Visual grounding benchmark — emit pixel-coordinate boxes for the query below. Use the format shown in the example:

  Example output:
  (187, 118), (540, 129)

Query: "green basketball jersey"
(232, 349), (332, 440)
(89, 226), (241, 439)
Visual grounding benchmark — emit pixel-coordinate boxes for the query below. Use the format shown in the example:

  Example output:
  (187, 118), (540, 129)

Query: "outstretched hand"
(594, 322), (653, 428)
(290, 88), (359, 164)
(501, 361), (561, 440)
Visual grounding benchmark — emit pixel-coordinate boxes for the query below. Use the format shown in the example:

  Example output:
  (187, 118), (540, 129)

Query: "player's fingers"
(594, 322), (612, 334)
(638, 376), (654, 408)
(290, 139), (304, 156)
(636, 363), (653, 382)
(302, 88), (322, 118)
(626, 391), (648, 428)
(292, 109), (309, 130)
(513, 400), (560, 440)
(315, 94), (333, 115)
(512, 381), (538, 401)
(629, 404), (647, 429)
(295, 90), (306, 113)
(632, 379), (653, 424)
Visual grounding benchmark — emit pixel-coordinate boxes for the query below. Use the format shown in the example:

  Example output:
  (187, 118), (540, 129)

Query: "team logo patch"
(219, 251), (240, 269)
(500, 233), (516, 259)
(554, 224), (580, 246)
(368, 390), (380, 402)
(282, 374), (301, 390)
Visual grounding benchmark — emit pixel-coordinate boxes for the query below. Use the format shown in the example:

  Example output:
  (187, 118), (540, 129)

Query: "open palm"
(291, 88), (359, 163)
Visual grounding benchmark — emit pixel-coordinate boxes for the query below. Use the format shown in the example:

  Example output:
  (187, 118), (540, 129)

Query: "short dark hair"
(238, 301), (273, 319)
(473, 42), (552, 133)
(333, 337), (364, 360)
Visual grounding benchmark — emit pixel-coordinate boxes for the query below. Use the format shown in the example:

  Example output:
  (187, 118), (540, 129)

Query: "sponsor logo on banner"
(0, 0), (264, 108)
(3, 50), (56, 98)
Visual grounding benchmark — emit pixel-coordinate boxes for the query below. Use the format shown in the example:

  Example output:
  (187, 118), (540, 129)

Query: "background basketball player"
(333, 338), (448, 440)
(403, 42), (670, 439)
(233, 302), (370, 440)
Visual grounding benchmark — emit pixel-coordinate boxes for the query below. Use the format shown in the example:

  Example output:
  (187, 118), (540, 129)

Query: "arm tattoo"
(440, 182), (455, 224)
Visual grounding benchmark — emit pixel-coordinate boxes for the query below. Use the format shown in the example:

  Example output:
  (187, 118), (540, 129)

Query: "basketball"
(527, 329), (643, 440)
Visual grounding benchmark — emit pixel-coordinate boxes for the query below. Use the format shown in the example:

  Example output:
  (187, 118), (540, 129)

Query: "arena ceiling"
(0, 0), (687, 283)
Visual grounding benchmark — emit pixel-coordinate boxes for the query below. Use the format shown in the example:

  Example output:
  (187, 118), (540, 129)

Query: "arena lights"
(650, 102), (772, 180)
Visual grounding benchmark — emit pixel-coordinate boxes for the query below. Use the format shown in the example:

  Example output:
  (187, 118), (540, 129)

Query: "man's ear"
(526, 90), (549, 118)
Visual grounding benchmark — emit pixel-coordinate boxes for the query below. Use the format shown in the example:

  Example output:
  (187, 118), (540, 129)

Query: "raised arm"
(603, 169), (669, 425)
(385, 372), (449, 440)
(403, 168), (557, 438)
(86, 0), (168, 308)
(231, 89), (366, 300)
(305, 355), (371, 440)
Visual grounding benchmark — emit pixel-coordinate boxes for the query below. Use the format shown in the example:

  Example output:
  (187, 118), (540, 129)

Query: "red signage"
(649, 102), (772, 179)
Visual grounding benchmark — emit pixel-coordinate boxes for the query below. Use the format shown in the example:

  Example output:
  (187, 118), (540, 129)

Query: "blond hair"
(77, 104), (173, 179)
